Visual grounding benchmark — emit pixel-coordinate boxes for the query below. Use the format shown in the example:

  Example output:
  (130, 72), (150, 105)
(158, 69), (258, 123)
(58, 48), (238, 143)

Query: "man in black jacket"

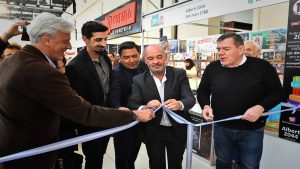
(64, 21), (112, 169)
(108, 41), (147, 169)
(128, 45), (195, 169)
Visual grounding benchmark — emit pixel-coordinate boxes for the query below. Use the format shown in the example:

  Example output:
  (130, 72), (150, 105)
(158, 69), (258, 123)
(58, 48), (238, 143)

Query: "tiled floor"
(78, 138), (216, 169)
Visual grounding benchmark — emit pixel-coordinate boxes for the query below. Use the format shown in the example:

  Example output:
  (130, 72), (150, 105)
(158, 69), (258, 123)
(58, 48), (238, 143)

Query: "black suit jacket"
(66, 47), (112, 106)
(128, 66), (195, 141)
(65, 47), (112, 130)
(108, 62), (147, 108)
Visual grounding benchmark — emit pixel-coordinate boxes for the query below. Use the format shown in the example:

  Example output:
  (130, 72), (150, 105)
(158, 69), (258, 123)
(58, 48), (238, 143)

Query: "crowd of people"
(0, 12), (283, 169)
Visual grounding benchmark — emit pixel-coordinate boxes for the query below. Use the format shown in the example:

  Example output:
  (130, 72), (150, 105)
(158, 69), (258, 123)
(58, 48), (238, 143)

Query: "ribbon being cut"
(0, 102), (299, 164)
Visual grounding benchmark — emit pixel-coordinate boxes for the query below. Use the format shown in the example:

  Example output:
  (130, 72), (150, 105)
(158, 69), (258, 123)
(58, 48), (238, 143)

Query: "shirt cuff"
(138, 105), (145, 110)
(179, 101), (184, 111)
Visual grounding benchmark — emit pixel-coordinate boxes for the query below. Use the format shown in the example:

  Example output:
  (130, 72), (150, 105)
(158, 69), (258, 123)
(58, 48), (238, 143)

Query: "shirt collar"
(238, 55), (247, 66)
(222, 55), (247, 67)
(43, 53), (57, 68)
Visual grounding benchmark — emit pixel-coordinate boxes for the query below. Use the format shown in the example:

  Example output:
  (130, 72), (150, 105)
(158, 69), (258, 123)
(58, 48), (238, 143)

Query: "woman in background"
(184, 58), (199, 91)
(108, 52), (119, 69)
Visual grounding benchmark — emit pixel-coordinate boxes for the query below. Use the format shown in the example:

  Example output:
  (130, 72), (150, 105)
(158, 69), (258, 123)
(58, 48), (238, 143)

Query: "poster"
(168, 40), (179, 53)
(280, 0), (300, 143)
(190, 114), (213, 161)
(249, 29), (287, 50)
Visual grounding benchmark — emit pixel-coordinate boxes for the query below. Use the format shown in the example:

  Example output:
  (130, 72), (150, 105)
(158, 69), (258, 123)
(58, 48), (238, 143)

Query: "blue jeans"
(214, 125), (264, 169)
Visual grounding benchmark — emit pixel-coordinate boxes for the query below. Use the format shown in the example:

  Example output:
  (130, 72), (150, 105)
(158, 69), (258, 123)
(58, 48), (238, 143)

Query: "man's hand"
(133, 109), (155, 122)
(241, 105), (265, 122)
(1, 20), (29, 42)
(146, 100), (161, 110)
(202, 105), (214, 121)
(164, 99), (182, 111)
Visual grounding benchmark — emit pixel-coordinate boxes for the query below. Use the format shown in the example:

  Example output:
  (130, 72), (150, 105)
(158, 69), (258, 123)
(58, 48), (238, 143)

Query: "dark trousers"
(214, 125), (264, 169)
(81, 127), (110, 169)
(56, 120), (82, 169)
(145, 126), (186, 169)
(56, 120), (109, 169)
(114, 125), (142, 169)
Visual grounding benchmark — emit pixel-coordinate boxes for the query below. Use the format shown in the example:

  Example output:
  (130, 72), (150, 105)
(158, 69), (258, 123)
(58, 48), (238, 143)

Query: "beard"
(95, 47), (107, 56)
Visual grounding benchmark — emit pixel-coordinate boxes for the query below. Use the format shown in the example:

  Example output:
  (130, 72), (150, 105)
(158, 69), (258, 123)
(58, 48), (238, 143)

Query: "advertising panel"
(96, 0), (142, 39)
(280, 0), (300, 143)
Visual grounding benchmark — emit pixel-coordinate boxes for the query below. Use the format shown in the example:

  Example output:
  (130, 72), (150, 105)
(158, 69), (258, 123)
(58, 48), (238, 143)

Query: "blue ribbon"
(0, 121), (139, 163)
(1, 102), (299, 163)
(163, 102), (299, 127)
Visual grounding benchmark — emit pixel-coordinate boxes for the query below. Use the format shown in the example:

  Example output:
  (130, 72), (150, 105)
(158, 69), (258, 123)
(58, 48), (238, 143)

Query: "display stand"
(188, 103), (216, 166)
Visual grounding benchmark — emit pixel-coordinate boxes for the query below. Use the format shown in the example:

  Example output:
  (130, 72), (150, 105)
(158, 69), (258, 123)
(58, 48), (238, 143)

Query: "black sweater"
(197, 57), (283, 130)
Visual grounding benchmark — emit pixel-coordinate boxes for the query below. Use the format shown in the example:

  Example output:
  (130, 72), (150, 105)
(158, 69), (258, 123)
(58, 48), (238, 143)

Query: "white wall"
(253, 2), (289, 30)
(221, 10), (253, 24)
(178, 20), (209, 40)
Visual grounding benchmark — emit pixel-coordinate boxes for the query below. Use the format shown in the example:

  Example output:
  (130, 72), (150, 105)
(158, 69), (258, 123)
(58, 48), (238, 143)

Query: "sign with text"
(96, 0), (142, 39)
(280, 0), (300, 143)
(143, 0), (288, 31)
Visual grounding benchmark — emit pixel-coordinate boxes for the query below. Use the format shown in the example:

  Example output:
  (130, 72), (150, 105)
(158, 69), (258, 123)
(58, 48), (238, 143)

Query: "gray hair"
(245, 40), (261, 52)
(27, 12), (74, 43)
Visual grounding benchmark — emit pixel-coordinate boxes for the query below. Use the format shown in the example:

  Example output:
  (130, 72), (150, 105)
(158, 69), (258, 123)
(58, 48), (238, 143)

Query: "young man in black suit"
(108, 41), (147, 169)
(128, 44), (195, 169)
(64, 21), (111, 169)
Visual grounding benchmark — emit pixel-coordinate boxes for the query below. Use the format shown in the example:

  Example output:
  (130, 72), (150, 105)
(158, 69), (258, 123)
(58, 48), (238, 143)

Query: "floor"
(77, 138), (216, 169)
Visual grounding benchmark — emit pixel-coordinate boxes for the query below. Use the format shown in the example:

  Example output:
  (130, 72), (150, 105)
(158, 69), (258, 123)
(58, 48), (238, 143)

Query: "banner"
(95, 0), (142, 39)
(280, 0), (300, 143)
(143, 0), (288, 31)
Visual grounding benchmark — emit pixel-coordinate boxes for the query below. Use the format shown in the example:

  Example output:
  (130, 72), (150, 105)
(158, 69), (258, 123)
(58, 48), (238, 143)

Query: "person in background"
(0, 20), (29, 56)
(108, 41), (147, 169)
(128, 44), (195, 169)
(197, 32), (283, 169)
(108, 52), (119, 69)
(184, 58), (199, 90)
(65, 21), (113, 169)
(244, 40), (262, 58)
(0, 12), (154, 169)
(1, 43), (22, 62)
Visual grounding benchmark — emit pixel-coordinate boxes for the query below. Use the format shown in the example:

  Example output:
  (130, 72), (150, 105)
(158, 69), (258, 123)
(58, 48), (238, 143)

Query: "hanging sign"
(143, 0), (288, 31)
(96, 0), (142, 39)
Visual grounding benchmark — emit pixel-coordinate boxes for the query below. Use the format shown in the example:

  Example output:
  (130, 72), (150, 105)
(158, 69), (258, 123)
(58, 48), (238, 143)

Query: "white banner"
(143, 0), (288, 31)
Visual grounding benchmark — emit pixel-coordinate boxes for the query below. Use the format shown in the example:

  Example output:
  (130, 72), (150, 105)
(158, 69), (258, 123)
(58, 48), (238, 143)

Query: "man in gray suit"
(128, 45), (195, 169)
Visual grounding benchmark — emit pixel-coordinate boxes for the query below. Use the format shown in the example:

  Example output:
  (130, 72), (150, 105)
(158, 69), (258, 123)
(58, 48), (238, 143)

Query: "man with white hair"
(0, 12), (154, 169)
(244, 40), (262, 58)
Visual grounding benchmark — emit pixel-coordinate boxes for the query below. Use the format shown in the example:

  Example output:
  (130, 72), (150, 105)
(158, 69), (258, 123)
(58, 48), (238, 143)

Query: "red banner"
(102, 1), (137, 34)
